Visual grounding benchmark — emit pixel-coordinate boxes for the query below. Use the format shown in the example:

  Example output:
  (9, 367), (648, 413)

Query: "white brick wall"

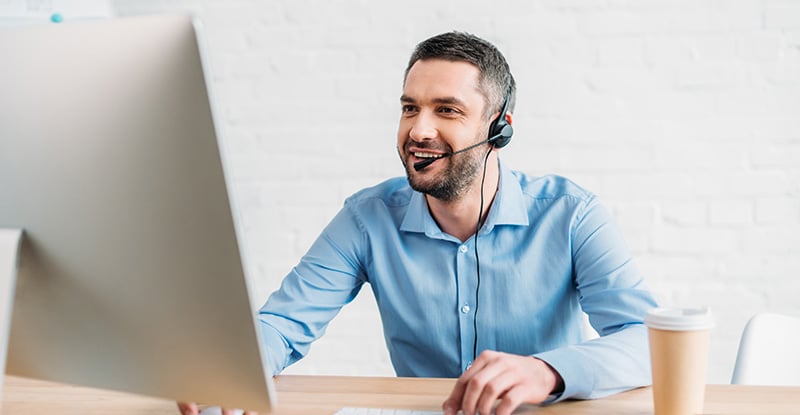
(113, 0), (800, 384)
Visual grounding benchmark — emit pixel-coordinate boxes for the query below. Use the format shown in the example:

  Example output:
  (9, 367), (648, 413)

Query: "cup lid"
(644, 307), (714, 331)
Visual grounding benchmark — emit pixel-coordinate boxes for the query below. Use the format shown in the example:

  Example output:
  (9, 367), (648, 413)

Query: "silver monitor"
(0, 14), (275, 412)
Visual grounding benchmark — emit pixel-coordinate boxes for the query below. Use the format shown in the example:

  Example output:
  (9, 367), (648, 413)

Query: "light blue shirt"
(258, 161), (658, 401)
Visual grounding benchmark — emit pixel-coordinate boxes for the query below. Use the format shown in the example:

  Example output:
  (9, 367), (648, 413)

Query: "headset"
(487, 88), (514, 149)
(470, 86), (513, 362)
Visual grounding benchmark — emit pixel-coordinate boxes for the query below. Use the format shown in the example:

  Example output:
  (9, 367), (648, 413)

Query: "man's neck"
(426, 160), (500, 243)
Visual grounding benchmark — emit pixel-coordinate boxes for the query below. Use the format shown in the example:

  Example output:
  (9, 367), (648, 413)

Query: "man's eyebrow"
(399, 95), (466, 106)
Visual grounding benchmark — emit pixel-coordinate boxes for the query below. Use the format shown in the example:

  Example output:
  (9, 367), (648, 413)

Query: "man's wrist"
(535, 358), (565, 394)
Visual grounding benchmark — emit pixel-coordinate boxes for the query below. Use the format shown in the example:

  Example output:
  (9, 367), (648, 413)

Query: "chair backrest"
(731, 313), (800, 386)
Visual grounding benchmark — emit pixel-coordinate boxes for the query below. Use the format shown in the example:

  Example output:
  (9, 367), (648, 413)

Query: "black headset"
(470, 87), (513, 361)
(487, 89), (514, 149)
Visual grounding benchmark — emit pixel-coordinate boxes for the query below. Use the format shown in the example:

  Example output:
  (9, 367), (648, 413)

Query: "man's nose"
(408, 111), (437, 141)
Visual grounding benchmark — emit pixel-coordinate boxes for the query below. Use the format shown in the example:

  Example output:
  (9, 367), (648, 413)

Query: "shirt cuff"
(533, 347), (594, 403)
(258, 319), (292, 376)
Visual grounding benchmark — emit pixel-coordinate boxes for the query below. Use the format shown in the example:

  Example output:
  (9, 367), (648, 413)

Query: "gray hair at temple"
(404, 31), (516, 118)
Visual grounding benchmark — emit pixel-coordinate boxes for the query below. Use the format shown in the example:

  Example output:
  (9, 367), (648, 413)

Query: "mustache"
(403, 140), (452, 153)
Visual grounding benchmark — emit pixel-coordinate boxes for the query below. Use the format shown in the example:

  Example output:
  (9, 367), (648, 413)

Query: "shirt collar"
(399, 159), (529, 238)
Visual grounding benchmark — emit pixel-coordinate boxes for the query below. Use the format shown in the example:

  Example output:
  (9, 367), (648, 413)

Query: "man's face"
(397, 59), (491, 202)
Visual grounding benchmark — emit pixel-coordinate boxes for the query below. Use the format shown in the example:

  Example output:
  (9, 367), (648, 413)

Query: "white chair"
(731, 313), (800, 386)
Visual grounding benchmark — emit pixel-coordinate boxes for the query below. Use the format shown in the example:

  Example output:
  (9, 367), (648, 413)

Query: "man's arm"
(533, 195), (657, 401)
(256, 204), (369, 374)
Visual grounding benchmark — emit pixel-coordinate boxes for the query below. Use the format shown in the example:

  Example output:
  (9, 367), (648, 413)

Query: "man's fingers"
(461, 362), (507, 415)
(492, 387), (526, 415)
(442, 376), (468, 415)
(442, 399), (459, 415)
(175, 402), (255, 415)
(474, 372), (518, 415)
(442, 359), (488, 415)
(177, 402), (199, 415)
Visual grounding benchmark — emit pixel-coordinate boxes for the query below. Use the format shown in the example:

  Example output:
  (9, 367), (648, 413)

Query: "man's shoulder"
(511, 171), (596, 204)
(344, 176), (414, 209)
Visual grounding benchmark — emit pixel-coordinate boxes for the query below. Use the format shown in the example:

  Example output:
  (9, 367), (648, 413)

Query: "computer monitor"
(0, 14), (276, 412)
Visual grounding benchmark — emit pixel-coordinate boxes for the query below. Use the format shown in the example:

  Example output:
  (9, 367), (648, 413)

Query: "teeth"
(414, 152), (443, 159)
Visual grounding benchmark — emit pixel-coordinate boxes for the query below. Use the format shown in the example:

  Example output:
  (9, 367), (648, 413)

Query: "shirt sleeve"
(533, 195), (658, 402)
(256, 203), (368, 375)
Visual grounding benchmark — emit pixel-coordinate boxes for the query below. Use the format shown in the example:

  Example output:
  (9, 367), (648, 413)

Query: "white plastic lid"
(644, 307), (714, 331)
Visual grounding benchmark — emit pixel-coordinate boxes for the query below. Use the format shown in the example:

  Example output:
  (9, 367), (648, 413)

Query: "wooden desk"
(2, 374), (799, 414)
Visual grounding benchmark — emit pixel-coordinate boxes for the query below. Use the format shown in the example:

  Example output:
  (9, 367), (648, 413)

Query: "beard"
(402, 138), (487, 202)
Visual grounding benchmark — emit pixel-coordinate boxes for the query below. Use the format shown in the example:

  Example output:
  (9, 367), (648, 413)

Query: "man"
(180, 31), (657, 415)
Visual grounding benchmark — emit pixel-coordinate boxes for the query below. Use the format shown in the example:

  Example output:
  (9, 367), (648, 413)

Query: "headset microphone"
(412, 157), (437, 172)
(412, 136), (494, 171)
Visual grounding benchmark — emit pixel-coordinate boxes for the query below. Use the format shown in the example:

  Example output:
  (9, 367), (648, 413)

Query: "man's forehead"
(402, 59), (484, 100)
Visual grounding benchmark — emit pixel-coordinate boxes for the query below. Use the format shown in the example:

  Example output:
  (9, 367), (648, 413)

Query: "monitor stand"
(0, 228), (23, 404)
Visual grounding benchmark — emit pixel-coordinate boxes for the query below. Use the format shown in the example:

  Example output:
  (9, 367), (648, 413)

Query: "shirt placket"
(455, 240), (476, 372)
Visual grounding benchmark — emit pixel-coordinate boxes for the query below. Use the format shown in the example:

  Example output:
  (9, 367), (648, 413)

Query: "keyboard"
(334, 408), (443, 415)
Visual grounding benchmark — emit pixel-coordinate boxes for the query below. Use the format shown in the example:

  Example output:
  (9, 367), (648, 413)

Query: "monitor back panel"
(0, 15), (274, 412)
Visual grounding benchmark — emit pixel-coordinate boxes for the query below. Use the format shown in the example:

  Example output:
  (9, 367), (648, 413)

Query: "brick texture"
(110, 0), (800, 384)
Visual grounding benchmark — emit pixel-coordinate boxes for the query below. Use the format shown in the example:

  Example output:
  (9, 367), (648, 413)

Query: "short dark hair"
(404, 31), (516, 117)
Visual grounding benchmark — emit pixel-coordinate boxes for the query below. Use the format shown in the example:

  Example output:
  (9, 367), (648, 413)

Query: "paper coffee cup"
(645, 307), (714, 415)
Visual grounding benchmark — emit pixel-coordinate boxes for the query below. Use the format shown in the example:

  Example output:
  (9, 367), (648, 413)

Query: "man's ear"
(505, 112), (513, 125)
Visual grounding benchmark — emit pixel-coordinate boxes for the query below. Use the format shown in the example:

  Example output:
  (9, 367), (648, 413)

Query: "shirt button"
(461, 305), (470, 313)
(459, 245), (468, 253)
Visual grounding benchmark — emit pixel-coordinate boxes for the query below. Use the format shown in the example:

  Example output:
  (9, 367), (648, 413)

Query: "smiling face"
(397, 59), (493, 202)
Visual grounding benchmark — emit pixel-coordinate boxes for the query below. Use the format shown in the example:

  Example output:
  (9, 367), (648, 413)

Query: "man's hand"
(442, 351), (564, 415)
(176, 402), (256, 415)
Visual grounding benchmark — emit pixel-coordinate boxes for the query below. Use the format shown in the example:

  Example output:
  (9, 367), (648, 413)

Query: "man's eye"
(438, 107), (458, 114)
(401, 105), (418, 114)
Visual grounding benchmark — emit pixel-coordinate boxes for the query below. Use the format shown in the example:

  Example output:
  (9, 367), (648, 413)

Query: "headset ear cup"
(491, 123), (513, 148)
(488, 90), (513, 148)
